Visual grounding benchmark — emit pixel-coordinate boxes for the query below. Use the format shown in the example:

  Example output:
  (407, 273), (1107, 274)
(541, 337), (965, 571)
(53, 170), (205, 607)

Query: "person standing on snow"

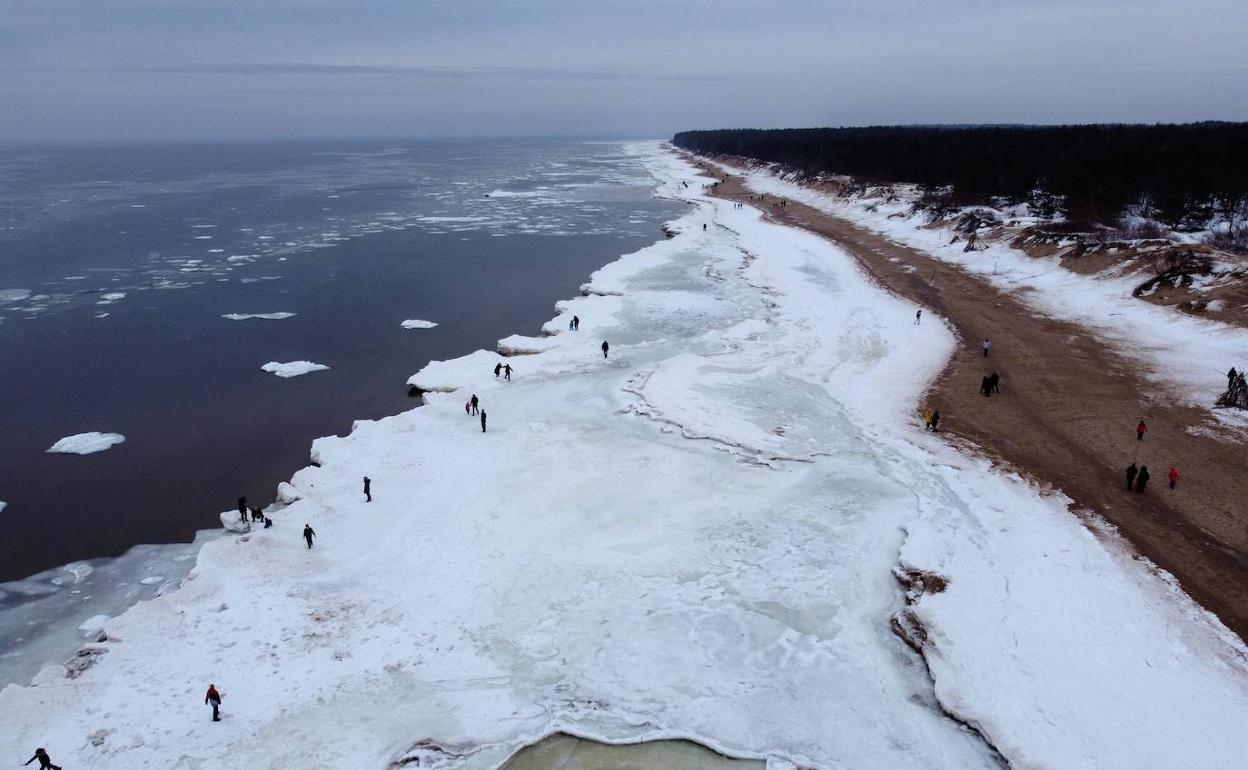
(494, 363), (502, 378)
(1136, 419), (1148, 441)
(470, 394), (479, 415)
(504, 364), (512, 381)
(1135, 466), (1150, 493)
(1168, 467), (1180, 489)
(480, 410), (487, 433)
(982, 338), (992, 357)
(205, 683), (223, 722)
(928, 410), (941, 432)
(237, 496), (248, 522)
(1126, 462), (1138, 490)
(601, 341), (609, 359)
(572, 315), (580, 331)
(914, 309), (922, 325)
(23, 748), (62, 770)
(363, 476), (371, 502)
(303, 524), (316, 549)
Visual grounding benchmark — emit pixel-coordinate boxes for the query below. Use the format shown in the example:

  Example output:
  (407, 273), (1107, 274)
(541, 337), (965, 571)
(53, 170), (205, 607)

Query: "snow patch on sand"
(46, 432), (126, 455)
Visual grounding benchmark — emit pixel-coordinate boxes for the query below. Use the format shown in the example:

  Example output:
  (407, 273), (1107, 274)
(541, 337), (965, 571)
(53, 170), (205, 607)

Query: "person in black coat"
(1134, 466), (1150, 493)
(1126, 462), (1138, 491)
(601, 341), (609, 358)
(24, 748), (62, 769)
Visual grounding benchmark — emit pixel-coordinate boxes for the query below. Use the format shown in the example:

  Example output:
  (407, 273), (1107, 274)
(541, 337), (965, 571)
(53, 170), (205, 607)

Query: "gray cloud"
(1, 0), (1246, 142)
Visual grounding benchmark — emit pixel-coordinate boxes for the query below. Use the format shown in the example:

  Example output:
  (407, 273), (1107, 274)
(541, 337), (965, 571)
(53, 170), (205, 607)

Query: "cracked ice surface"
(3, 145), (1247, 769)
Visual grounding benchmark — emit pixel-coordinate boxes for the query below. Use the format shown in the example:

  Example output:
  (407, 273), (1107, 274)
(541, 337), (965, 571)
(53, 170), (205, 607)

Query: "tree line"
(672, 124), (1248, 230)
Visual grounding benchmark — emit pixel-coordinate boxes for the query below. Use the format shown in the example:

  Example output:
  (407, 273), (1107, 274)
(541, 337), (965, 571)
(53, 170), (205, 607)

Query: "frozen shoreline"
(3, 143), (1248, 769)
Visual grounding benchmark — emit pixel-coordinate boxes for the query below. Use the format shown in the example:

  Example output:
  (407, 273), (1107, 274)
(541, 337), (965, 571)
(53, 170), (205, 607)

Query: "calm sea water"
(0, 138), (680, 583)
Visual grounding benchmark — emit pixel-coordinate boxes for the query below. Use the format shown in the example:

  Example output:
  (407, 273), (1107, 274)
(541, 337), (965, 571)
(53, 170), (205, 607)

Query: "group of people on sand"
(1125, 419), (1181, 495)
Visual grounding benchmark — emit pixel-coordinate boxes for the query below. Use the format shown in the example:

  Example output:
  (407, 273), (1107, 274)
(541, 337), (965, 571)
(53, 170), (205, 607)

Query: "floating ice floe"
(0, 501), (6, 513)
(261, 361), (329, 378)
(223, 312), (297, 321)
(96, 292), (126, 305)
(46, 432), (126, 455)
(401, 319), (438, 329)
(0, 289), (32, 303)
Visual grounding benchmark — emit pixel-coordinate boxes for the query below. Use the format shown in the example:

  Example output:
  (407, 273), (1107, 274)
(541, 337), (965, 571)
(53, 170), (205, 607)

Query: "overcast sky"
(2, 0), (1246, 142)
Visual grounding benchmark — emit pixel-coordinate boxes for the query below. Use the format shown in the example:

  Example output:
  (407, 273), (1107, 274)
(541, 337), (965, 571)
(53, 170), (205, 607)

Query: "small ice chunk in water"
(138, 576), (165, 585)
(0, 501), (6, 513)
(47, 432), (126, 455)
(222, 312), (297, 321)
(261, 361), (329, 378)
(96, 292), (126, 305)
(401, 319), (438, 329)
(0, 288), (32, 303)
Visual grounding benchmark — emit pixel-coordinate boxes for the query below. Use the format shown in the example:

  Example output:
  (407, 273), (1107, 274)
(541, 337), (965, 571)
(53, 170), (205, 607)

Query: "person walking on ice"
(572, 315), (580, 331)
(494, 362), (502, 378)
(303, 524), (316, 549)
(914, 309), (922, 325)
(480, 410), (487, 433)
(205, 683), (222, 722)
(470, 394), (479, 415)
(363, 476), (371, 502)
(1136, 419), (1148, 441)
(1168, 467), (1180, 489)
(23, 748), (61, 770)
(504, 363), (512, 381)
(982, 337), (992, 357)
(601, 341), (609, 359)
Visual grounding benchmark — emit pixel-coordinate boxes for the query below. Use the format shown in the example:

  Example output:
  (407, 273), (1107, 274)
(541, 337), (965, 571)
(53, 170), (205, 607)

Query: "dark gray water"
(0, 138), (680, 582)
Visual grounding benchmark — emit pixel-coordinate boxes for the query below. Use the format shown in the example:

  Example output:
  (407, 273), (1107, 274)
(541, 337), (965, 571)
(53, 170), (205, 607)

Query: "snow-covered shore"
(4, 144), (1247, 769)
(730, 164), (1248, 426)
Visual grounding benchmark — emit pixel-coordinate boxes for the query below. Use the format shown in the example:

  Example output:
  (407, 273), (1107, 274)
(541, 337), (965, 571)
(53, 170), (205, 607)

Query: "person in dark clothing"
(702, 223), (706, 231)
(989, 371), (1000, 394)
(572, 315), (580, 331)
(264, 516), (273, 529)
(480, 410), (487, 433)
(1168, 467), (1180, 489)
(303, 524), (316, 549)
(601, 341), (609, 358)
(237, 496), (248, 522)
(979, 375), (992, 397)
(504, 364), (512, 381)
(23, 748), (61, 770)
(494, 363), (502, 378)
(205, 684), (222, 722)
(1136, 420), (1148, 441)
(928, 410), (940, 432)
(1135, 466), (1150, 493)
(914, 309), (922, 325)
(250, 506), (264, 522)
(1126, 462), (1138, 490)
(363, 476), (371, 502)
(470, 394), (479, 415)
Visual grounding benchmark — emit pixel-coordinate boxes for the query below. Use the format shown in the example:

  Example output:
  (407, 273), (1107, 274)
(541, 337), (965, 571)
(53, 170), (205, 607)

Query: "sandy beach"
(698, 156), (1248, 641)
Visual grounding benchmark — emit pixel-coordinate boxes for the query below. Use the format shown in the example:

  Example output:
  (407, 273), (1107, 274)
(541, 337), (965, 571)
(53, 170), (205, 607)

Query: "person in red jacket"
(1168, 467), (1180, 489)
(1136, 420), (1148, 441)
(205, 683), (222, 722)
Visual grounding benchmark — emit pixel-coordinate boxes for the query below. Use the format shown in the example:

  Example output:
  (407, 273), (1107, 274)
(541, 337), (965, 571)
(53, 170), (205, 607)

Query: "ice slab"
(46, 432), (125, 455)
(261, 361), (329, 378)
(223, 312), (296, 321)
(401, 319), (438, 329)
